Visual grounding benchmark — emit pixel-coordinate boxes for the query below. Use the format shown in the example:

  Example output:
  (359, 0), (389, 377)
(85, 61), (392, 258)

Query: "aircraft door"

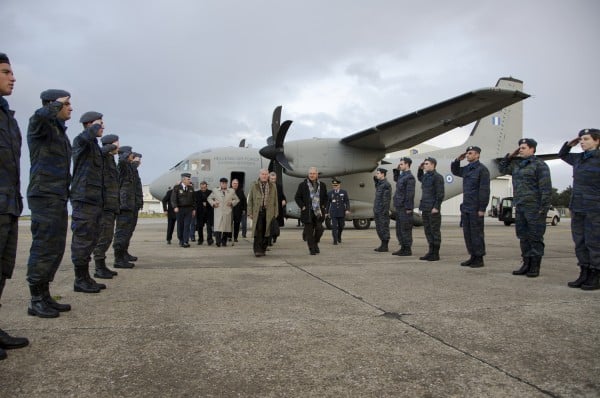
(230, 171), (245, 190)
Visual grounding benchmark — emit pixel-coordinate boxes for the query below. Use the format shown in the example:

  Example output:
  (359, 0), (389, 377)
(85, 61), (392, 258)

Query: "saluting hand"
(568, 137), (581, 147)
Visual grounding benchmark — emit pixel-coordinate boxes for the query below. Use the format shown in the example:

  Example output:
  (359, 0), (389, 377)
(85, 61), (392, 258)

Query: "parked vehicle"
(496, 196), (560, 226)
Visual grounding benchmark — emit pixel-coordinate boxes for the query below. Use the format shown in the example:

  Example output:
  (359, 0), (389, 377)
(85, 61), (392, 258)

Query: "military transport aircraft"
(149, 77), (529, 229)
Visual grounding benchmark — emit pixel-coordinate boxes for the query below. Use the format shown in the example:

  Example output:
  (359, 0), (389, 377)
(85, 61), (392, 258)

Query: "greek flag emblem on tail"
(492, 116), (501, 126)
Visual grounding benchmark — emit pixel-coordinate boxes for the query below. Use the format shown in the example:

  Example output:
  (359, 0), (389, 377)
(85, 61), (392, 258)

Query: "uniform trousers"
(176, 207), (194, 244)
(461, 211), (485, 257)
(27, 197), (68, 285)
(515, 208), (546, 257)
(114, 210), (135, 253)
(71, 201), (103, 269)
(422, 211), (442, 248)
(374, 211), (390, 241)
(93, 210), (117, 260)
(395, 209), (413, 247)
(0, 215), (18, 293)
(571, 211), (600, 270)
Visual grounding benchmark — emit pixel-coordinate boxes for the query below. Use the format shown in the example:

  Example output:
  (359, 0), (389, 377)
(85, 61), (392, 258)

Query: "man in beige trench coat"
(208, 177), (239, 246)
(247, 169), (279, 257)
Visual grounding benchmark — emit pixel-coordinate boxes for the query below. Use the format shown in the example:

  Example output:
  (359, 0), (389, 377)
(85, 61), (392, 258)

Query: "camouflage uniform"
(26, 101), (71, 286)
(0, 96), (22, 300)
(93, 144), (120, 262)
(129, 160), (143, 251)
(70, 124), (104, 272)
(373, 178), (391, 242)
(451, 159), (490, 260)
(499, 155), (552, 259)
(418, 168), (445, 257)
(560, 140), (600, 289)
(113, 152), (136, 264)
(393, 170), (415, 251)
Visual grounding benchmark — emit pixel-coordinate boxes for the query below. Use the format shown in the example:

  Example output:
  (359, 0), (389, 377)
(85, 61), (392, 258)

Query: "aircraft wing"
(341, 87), (530, 152)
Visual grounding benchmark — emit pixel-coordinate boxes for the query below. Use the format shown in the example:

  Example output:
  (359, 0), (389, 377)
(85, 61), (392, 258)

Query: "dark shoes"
(254, 252), (265, 257)
(0, 329), (29, 359)
(374, 240), (389, 252)
(581, 269), (600, 291)
(392, 247), (411, 256)
(512, 258), (530, 275)
(469, 256), (484, 268)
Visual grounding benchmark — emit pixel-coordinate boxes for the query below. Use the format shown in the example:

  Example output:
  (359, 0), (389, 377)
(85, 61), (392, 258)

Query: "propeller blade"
(275, 120), (292, 149)
(271, 106), (282, 138)
(276, 152), (293, 171)
(239, 138), (246, 148)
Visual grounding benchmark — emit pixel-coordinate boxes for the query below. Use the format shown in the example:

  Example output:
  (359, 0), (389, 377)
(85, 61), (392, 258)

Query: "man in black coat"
(295, 167), (328, 255)
(171, 173), (196, 247)
(195, 181), (214, 245)
(231, 179), (246, 242)
(162, 186), (177, 244)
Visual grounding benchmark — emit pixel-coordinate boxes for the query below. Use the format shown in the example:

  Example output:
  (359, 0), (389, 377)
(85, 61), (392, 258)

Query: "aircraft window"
(182, 160), (189, 171)
(200, 159), (211, 171)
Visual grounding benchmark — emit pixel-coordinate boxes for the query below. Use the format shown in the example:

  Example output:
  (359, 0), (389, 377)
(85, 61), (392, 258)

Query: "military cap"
(466, 145), (481, 153)
(331, 178), (341, 185)
(219, 177), (228, 183)
(0, 53), (10, 65)
(40, 89), (70, 102)
(118, 145), (132, 156)
(101, 134), (119, 145)
(377, 167), (387, 175)
(181, 173), (192, 178)
(424, 156), (437, 165)
(578, 128), (600, 137)
(518, 138), (537, 148)
(79, 111), (103, 124)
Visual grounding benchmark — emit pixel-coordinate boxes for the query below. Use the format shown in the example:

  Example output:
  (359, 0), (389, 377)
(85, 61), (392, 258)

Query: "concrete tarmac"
(1, 217), (599, 397)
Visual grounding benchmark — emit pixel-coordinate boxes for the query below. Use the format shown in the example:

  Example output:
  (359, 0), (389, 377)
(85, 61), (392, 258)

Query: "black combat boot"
(43, 282), (71, 312)
(460, 256), (475, 267)
(469, 256), (484, 268)
(392, 246), (404, 256)
(74, 269), (101, 293)
(374, 240), (389, 252)
(526, 256), (541, 277)
(581, 269), (600, 291)
(0, 328), (29, 352)
(420, 244), (433, 260)
(94, 258), (114, 279)
(567, 266), (589, 288)
(125, 251), (138, 262)
(87, 274), (106, 290)
(28, 285), (59, 318)
(114, 250), (135, 269)
(400, 246), (412, 256)
(427, 245), (440, 261)
(512, 257), (531, 275)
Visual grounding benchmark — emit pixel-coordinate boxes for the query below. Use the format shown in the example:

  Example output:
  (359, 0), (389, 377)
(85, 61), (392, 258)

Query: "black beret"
(0, 53), (10, 65)
(118, 145), (132, 155)
(424, 156), (437, 165)
(377, 168), (387, 175)
(578, 128), (600, 137)
(181, 173), (192, 178)
(101, 134), (119, 145)
(40, 89), (70, 102)
(518, 138), (537, 148)
(219, 177), (228, 183)
(133, 152), (142, 158)
(79, 111), (103, 124)
(399, 157), (412, 165)
(466, 145), (481, 153)
(331, 178), (341, 185)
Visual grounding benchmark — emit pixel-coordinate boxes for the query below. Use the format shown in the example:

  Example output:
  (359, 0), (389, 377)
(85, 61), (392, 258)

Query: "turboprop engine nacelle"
(281, 138), (383, 178)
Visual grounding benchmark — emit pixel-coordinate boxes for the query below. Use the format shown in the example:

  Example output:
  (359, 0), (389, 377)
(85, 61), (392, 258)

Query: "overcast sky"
(3, 0), (599, 194)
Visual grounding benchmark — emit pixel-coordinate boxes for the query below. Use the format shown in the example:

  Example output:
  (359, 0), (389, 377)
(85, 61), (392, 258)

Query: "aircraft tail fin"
(462, 77), (525, 158)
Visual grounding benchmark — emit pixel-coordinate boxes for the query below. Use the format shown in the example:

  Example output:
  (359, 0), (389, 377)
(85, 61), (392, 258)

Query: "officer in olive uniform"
(92, 133), (120, 279)
(499, 138), (552, 277)
(373, 168), (392, 252)
(70, 111), (107, 294)
(418, 157), (445, 261)
(0, 52), (29, 357)
(26, 88), (73, 318)
(327, 178), (350, 245)
(451, 146), (490, 268)
(392, 157), (415, 256)
(172, 173), (196, 247)
(113, 146), (136, 269)
(560, 128), (600, 290)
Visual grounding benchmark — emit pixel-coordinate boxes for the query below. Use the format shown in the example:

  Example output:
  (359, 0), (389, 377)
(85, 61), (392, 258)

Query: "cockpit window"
(169, 159), (189, 171)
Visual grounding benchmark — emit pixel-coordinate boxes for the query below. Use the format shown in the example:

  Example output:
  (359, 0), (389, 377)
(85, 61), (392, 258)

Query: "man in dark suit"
(162, 186), (177, 244)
